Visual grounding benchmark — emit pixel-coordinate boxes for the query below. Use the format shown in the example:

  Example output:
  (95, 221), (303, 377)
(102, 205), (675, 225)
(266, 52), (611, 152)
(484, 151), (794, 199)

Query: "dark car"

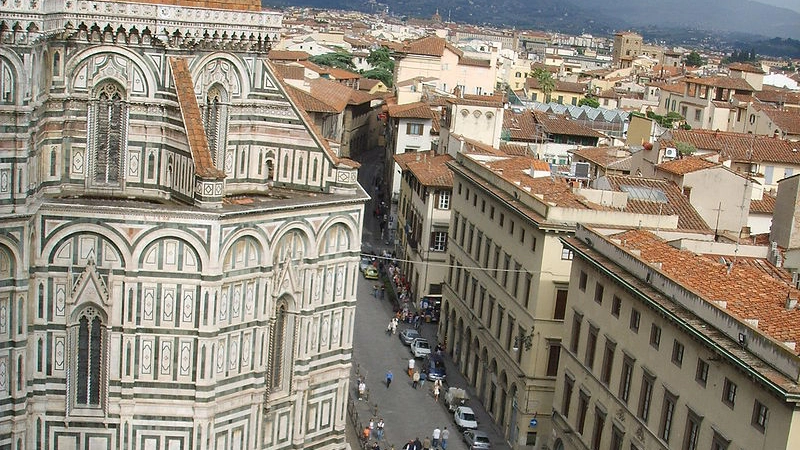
(423, 354), (446, 381)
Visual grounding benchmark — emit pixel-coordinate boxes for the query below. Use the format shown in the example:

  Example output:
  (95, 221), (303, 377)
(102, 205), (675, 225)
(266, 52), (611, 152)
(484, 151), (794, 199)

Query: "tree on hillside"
(309, 51), (356, 71)
(578, 96), (600, 108)
(685, 51), (706, 67)
(530, 67), (555, 103)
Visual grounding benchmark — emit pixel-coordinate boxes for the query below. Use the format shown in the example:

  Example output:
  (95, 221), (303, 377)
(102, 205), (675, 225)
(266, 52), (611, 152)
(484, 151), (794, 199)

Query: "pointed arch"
(89, 80), (127, 186)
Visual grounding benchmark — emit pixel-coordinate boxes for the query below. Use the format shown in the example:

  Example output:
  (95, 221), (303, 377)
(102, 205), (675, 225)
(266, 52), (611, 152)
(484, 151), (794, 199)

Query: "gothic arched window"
(91, 82), (127, 186)
(75, 308), (104, 406)
(269, 303), (287, 389)
(203, 85), (228, 169)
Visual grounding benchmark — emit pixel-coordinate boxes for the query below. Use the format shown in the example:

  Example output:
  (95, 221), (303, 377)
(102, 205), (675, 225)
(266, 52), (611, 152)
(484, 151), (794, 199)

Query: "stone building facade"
(0, 1), (367, 449)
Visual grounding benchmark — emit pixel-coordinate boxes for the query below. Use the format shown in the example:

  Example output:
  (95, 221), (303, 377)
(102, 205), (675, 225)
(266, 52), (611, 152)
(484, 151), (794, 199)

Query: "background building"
(0, 1), (367, 449)
(554, 225), (800, 450)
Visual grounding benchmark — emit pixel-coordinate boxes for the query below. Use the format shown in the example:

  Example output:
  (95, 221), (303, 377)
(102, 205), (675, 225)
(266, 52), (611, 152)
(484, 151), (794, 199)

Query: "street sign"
(529, 418), (538, 427)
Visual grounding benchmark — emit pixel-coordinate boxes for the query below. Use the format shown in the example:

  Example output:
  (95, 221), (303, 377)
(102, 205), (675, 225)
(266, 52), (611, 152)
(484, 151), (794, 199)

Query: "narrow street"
(345, 146), (510, 450)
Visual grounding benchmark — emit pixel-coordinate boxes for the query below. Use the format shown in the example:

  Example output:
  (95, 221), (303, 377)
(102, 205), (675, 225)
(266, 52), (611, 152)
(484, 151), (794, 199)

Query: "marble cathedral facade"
(0, 1), (368, 449)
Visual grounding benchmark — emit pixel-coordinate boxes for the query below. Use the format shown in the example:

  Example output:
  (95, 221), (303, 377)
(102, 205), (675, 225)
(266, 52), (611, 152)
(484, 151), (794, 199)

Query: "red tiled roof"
(446, 94), (504, 108)
(459, 57), (491, 68)
(268, 50), (310, 61)
(168, 57), (225, 179)
(755, 87), (800, 106)
(499, 142), (532, 156)
(399, 35), (463, 58)
(663, 129), (800, 164)
(762, 108), (800, 135)
(526, 78), (587, 94)
(503, 110), (540, 141)
(327, 67), (361, 80)
(394, 151), (454, 187)
(387, 102), (434, 119)
(750, 192), (776, 214)
(728, 62), (765, 74)
(286, 85), (339, 113)
(656, 156), (719, 175)
(660, 82), (686, 94)
(613, 229), (800, 354)
(686, 75), (755, 91)
(600, 175), (711, 231)
(272, 63), (305, 81)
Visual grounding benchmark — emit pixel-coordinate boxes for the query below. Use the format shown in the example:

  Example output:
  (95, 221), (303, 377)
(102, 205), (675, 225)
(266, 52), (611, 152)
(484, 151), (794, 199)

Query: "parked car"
(363, 266), (379, 280)
(410, 338), (431, 358)
(462, 430), (491, 449)
(454, 406), (478, 430)
(399, 328), (422, 345)
(423, 354), (446, 381)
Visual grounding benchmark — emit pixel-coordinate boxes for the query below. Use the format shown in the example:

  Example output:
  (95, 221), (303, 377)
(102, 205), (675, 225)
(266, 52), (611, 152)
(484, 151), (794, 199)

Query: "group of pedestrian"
(400, 426), (450, 450)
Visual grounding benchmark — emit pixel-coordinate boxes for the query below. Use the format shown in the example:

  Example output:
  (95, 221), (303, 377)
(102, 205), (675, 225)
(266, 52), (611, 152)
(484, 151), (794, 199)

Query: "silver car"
(463, 430), (491, 450)
(399, 328), (422, 345)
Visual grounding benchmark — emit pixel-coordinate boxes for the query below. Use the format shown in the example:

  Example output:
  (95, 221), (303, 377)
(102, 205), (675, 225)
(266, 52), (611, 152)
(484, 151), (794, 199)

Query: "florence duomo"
(0, 0), (367, 449)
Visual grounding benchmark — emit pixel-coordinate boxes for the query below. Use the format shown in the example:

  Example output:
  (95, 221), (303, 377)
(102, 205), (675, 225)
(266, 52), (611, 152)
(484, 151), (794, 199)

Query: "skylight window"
(620, 185), (668, 203)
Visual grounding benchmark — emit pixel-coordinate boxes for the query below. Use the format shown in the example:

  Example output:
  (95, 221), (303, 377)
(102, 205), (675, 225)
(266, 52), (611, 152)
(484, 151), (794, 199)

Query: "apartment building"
(394, 35), (498, 97)
(394, 151), (454, 301)
(440, 153), (711, 449)
(612, 31), (664, 69)
(553, 225), (800, 450)
(384, 101), (438, 200)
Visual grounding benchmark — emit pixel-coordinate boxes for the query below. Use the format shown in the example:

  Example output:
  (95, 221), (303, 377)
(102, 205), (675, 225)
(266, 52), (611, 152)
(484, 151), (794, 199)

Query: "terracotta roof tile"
(394, 151), (454, 187)
(598, 175), (710, 231)
(286, 85), (339, 113)
(502, 110), (540, 141)
(761, 108), (800, 135)
(499, 142), (532, 156)
(399, 35), (463, 58)
(526, 78), (587, 94)
(728, 62), (765, 74)
(686, 75), (755, 91)
(446, 94), (504, 108)
(386, 102), (434, 119)
(168, 57), (224, 179)
(750, 192), (776, 214)
(327, 67), (361, 80)
(663, 129), (800, 164)
(613, 229), (800, 354)
(268, 50), (310, 61)
(656, 156), (719, 175)
(459, 56), (491, 68)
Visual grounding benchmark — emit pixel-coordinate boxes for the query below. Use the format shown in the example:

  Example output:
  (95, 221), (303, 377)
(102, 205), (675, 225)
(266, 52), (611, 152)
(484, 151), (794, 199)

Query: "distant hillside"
(265, 0), (800, 44)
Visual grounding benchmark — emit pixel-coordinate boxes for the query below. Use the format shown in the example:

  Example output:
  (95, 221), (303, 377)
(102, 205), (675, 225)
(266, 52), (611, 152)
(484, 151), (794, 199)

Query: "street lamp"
(512, 330), (535, 352)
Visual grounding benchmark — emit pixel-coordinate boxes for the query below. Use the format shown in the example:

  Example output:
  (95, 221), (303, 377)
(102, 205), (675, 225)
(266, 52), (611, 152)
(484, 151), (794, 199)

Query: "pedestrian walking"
(422, 436), (431, 450)
(419, 370), (426, 387)
(440, 427), (449, 450)
(431, 427), (441, 449)
(412, 370), (420, 389)
(385, 370), (393, 388)
(433, 384), (440, 402)
(373, 284), (380, 297)
(369, 418), (375, 439)
(358, 379), (366, 400)
(376, 418), (385, 441)
(413, 437), (422, 450)
(402, 440), (414, 450)
(408, 358), (415, 377)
